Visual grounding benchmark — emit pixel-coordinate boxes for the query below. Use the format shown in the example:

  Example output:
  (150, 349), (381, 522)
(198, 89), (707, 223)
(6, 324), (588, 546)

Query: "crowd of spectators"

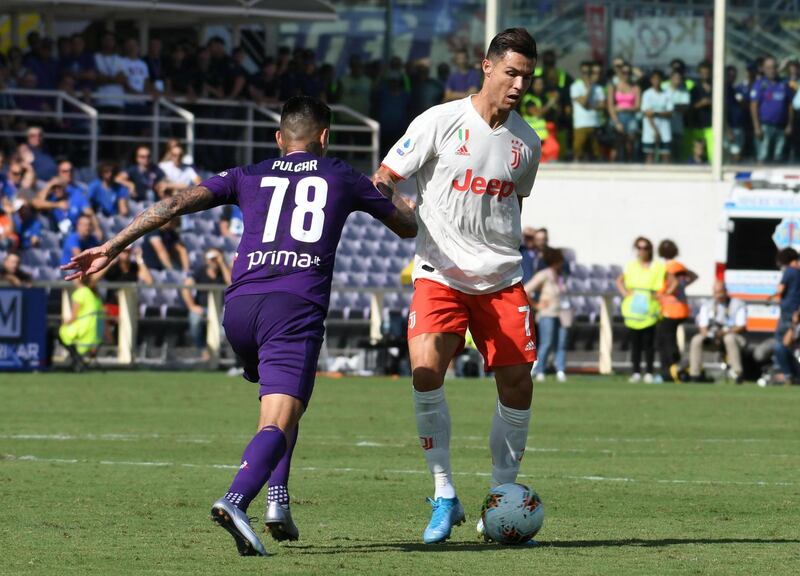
(3, 29), (800, 165)
(3, 28), (800, 372)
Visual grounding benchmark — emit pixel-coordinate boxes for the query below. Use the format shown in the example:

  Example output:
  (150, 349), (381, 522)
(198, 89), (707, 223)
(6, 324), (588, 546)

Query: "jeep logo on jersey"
(452, 169), (515, 199)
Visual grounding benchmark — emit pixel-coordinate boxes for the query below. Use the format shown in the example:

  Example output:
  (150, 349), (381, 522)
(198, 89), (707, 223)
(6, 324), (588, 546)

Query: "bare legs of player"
(409, 332), (534, 499)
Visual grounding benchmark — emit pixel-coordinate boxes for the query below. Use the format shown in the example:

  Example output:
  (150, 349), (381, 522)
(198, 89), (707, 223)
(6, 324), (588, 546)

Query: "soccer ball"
(480, 483), (544, 544)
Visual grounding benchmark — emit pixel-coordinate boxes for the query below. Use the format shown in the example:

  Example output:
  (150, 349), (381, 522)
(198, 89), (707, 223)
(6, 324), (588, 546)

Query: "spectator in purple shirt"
(144, 37), (165, 93)
(60, 33), (97, 94)
(443, 50), (481, 102)
(22, 31), (41, 63)
(24, 37), (60, 90)
(15, 72), (52, 115)
(725, 65), (749, 163)
(750, 56), (794, 164)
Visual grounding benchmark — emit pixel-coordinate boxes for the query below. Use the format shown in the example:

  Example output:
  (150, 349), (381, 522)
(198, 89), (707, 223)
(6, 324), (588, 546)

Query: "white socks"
(413, 387), (455, 499)
(489, 399), (531, 487)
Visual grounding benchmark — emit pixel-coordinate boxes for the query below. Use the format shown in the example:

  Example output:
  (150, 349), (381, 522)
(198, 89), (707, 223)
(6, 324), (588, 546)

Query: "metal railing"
(0, 89), (380, 173)
(0, 88), (99, 170)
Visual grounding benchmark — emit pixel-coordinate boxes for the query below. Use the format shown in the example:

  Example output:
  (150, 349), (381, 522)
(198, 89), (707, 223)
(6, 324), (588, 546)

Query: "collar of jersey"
(466, 94), (510, 135)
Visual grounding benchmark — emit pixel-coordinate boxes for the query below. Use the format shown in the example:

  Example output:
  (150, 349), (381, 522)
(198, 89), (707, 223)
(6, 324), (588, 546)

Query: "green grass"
(1, 373), (799, 575)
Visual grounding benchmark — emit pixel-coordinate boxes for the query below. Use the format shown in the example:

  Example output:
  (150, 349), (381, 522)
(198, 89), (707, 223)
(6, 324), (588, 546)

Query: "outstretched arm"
(61, 186), (219, 280)
(372, 167), (418, 239)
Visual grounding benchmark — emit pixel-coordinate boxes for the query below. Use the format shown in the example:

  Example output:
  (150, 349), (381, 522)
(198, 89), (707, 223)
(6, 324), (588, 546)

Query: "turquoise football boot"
(422, 496), (465, 544)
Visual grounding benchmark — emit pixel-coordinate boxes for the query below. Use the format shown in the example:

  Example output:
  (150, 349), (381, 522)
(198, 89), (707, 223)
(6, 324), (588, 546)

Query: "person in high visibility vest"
(656, 239), (697, 382)
(535, 49), (571, 91)
(521, 77), (561, 161)
(59, 275), (104, 356)
(616, 237), (666, 383)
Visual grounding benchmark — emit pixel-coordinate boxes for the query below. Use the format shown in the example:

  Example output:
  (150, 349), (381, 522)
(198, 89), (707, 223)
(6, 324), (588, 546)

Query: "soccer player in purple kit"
(62, 96), (418, 557)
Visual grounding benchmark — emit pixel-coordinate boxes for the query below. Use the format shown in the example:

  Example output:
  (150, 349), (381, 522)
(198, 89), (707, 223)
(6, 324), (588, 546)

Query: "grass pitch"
(1, 372), (799, 575)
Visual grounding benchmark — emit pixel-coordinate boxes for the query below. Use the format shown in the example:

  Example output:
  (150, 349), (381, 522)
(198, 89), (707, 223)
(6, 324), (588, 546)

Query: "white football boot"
(264, 500), (300, 541)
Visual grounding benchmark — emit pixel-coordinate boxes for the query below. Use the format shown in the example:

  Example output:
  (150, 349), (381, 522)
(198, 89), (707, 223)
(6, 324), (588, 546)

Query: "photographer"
(181, 248), (230, 361)
(688, 281), (747, 382)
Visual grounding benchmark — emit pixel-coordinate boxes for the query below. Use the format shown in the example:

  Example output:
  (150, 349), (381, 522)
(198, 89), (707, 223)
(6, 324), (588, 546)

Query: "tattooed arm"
(61, 186), (219, 280)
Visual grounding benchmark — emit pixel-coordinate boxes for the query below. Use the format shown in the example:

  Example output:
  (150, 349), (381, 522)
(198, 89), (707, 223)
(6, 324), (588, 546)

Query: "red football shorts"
(408, 278), (537, 368)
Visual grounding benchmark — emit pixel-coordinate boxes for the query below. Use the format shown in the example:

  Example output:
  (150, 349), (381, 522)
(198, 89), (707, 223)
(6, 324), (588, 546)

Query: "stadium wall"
(523, 175), (730, 295)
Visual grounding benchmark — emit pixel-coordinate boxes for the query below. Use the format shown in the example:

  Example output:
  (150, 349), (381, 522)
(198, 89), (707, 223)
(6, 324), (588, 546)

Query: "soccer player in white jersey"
(373, 28), (542, 544)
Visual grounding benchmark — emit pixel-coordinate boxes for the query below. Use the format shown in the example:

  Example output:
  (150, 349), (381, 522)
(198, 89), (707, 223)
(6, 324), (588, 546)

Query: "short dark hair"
(97, 161), (118, 177)
(634, 236), (653, 261)
(777, 247), (798, 266)
(670, 58), (686, 71)
(486, 28), (537, 62)
(658, 239), (679, 260)
(280, 96), (331, 141)
(543, 247), (564, 268)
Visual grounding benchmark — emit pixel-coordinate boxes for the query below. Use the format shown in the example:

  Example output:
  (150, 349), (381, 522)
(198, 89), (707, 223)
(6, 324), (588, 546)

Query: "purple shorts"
(223, 292), (325, 406)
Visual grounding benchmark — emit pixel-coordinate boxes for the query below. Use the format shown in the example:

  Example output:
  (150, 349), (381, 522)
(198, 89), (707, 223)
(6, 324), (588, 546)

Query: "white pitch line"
(0, 433), (211, 444)
(2, 454), (796, 488)
(0, 433), (615, 455)
(4, 433), (796, 457)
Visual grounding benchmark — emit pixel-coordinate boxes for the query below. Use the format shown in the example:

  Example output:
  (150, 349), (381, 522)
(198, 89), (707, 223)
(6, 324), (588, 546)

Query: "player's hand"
(61, 243), (115, 281)
(372, 169), (395, 193)
(375, 181), (394, 199)
(398, 194), (417, 212)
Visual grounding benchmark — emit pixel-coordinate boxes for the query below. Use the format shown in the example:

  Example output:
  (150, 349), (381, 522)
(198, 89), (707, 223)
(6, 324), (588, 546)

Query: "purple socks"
(267, 425), (298, 504)
(224, 425), (287, 512)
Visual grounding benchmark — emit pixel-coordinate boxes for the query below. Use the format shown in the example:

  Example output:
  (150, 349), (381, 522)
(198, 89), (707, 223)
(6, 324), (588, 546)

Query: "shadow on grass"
(286, 537), (800, 555)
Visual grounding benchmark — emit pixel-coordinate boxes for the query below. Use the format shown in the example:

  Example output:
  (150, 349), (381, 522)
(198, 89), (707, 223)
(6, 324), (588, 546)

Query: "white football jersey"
(382, 96), (541, 294)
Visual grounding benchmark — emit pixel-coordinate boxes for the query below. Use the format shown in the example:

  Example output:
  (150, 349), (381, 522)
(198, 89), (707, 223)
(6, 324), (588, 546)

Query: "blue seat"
(590, 264), (609, 279)
(21, 248), (49, 267)
(341, 291), (359, 306)
(383, 292), (400, 309)
(334, 255), (352, 272)
(572, 264), (589, 280)
(339, 239), (359, 256)
(113, 215), (130, 232)
(181, 232), (203, 252)
(149, 270), (167, 284)
(164, 270), (186, 284)
(205, 235), (225, 249)
(39, 230), (60, 249)
(349, 273), (369, 287)
(370, 257), (391, 273)
(350, 257), (369, 272)
(139, 288), (158, 306)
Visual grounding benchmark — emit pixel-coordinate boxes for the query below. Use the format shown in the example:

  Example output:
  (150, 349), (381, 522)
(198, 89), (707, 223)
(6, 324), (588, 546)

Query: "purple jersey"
(201, 152), (396, 310)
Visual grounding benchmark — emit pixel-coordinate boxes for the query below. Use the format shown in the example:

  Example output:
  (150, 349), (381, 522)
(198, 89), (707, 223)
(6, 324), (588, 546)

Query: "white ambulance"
(717, 170), (800, 333)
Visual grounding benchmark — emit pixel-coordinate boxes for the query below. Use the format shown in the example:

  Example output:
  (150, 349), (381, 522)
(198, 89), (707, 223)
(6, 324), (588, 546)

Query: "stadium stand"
(0, 2), (792, 379)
